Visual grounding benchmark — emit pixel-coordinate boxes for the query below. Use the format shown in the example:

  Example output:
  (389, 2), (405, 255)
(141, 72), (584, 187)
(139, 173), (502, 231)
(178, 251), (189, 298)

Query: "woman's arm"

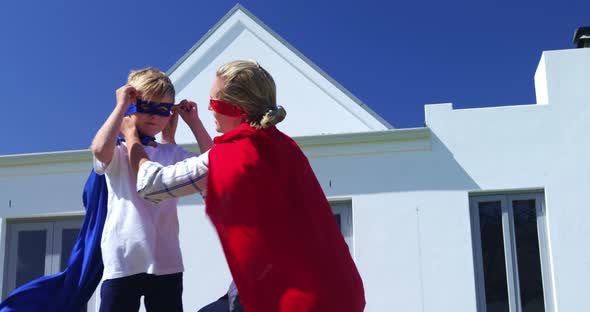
(122, 116), (209, 204)
(120, 115), (150, 176)
(177, 100), (214, 152)
(136, 152), (209, 204)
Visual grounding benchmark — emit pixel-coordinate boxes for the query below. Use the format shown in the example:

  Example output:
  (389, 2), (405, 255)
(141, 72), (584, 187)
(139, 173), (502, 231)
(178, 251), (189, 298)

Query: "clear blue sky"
(0, 0), (587, 154)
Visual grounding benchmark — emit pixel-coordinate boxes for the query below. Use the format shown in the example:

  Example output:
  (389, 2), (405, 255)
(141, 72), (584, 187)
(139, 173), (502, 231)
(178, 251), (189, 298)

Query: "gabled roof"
(166, 4), (391, 143)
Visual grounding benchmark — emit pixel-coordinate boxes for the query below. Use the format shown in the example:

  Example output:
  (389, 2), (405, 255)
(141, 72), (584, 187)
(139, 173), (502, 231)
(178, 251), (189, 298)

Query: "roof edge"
(166, 3), (393, 129)
(1, 128), (429, 168)
(166, 3), (244, 76)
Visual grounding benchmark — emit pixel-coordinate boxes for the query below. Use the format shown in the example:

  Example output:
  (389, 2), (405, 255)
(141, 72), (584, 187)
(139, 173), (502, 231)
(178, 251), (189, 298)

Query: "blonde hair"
(127, 68), (175, 101)
(216, 60), (286, 129)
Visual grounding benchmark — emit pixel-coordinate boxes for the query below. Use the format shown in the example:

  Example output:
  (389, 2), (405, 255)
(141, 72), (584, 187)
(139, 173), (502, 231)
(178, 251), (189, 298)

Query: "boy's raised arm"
(91, 85), (136, 165)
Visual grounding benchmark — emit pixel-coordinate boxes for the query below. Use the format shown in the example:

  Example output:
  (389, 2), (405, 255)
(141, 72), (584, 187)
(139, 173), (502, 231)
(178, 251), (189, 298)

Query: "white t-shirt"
(93, 142), (195, 280)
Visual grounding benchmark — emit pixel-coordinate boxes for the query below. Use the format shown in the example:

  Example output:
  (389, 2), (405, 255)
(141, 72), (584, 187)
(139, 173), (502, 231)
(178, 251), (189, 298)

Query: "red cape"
(206, 123), (365, 312)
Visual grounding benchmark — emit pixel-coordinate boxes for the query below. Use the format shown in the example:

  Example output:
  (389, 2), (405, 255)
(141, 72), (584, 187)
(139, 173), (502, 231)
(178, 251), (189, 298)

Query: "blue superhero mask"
(126, 99), (173, 117)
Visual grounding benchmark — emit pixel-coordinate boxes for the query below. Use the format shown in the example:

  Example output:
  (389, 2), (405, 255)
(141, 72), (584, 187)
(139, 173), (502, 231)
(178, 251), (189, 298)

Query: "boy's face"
(131, 95), (173, 137)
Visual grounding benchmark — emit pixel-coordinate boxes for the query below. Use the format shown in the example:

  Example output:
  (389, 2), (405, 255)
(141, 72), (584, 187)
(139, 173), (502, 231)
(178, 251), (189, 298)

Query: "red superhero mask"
(209, 98), (246, 117)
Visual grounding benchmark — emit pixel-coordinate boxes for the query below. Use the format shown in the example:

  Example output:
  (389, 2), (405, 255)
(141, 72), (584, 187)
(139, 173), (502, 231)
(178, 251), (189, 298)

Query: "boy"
(91, 68), (212, 312)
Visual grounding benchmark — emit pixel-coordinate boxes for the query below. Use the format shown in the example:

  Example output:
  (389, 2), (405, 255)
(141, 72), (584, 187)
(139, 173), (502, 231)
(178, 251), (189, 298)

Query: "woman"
(122, 60), (366, 312)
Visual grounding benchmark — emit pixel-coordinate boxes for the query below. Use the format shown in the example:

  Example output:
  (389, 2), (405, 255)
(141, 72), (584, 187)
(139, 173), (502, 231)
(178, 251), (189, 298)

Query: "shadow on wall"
(314, 132), (480, 197)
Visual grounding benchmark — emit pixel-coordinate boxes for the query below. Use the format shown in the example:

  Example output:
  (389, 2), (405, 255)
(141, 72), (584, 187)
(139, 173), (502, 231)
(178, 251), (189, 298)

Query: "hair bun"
(259, 105), (287, 129)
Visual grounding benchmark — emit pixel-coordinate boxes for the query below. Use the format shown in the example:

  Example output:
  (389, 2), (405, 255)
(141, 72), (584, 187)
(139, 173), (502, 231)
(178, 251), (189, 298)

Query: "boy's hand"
(116, 84), (139, 110)
(161, 110), (178, 144)
(120, 115), (139, 141)
(176, 99), (201, 127)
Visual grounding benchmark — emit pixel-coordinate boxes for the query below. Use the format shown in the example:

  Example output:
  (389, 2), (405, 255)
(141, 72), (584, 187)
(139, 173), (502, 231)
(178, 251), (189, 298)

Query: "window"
(330, 201), (353, 252)
(3, 217), (86, 300)
(470, 193), (553, 312)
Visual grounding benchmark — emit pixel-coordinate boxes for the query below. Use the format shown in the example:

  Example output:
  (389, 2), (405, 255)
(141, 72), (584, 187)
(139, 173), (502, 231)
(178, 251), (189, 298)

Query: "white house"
(1, 5), (588, 312)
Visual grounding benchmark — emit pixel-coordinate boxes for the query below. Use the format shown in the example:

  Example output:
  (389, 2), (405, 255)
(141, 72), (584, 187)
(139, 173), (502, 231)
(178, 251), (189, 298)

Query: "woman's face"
(209, 76), (244, 133)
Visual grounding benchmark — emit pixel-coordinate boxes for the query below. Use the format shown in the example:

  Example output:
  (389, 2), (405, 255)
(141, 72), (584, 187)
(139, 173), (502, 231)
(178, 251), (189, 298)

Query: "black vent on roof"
(573, 27), (590, 48)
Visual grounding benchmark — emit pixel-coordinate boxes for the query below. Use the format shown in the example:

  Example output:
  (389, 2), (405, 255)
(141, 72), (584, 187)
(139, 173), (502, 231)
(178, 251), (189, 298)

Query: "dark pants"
(100, 272), (183, 312)
(198, 295), (244, 312)
(197, 296), (228, 312)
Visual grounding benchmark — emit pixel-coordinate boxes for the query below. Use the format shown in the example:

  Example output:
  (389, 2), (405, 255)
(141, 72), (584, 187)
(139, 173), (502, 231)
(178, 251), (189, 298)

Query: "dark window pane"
(334, 214), (342, 231)
(478, 201), (510, 312)
(513, 200), (545, 312)
(16, 230), (47, 288)
(60, 228), (80, 271)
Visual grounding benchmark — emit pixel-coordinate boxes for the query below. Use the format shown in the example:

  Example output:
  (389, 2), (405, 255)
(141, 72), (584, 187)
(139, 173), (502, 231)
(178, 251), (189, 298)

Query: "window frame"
(4, 221), (54, 297)
(469, 192), (553, 312)
(329, 200), (354, 254)
(3, 217), (85, 300)
(51, 219), (85, 273)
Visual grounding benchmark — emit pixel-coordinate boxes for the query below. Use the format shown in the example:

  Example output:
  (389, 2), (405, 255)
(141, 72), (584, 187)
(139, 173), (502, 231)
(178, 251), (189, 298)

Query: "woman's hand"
(120, 115), (139, 141)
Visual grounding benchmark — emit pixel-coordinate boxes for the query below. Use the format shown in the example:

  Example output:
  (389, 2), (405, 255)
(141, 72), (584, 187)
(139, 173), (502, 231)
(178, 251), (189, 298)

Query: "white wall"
(423, 48), (590, 311)
(176, 199), (231, 309)
(0, 160), (90, 218)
